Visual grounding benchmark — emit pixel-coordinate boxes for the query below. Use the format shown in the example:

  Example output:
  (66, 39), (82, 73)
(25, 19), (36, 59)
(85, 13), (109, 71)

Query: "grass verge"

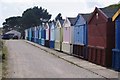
(0, 39), (3, 79)
(1, 40), (8, 78)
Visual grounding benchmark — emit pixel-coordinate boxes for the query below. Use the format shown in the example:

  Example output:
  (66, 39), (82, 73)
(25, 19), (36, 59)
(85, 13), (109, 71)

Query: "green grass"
(106, 3), (120, 8)
(0, 40), (3, 79)
(0, 40), (8, 78)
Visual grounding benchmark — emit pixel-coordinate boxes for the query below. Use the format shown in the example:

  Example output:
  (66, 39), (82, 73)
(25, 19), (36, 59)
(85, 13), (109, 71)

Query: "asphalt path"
(6, 40), (102, 78)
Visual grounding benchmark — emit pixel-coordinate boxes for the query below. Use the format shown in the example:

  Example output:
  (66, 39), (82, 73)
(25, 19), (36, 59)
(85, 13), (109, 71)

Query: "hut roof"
(68, 17), (76, 26)
(59, 19), (65, 26)
(100, 6), (119, 18)
(5, 30), (21, 35)
(81, 14), (90, 22)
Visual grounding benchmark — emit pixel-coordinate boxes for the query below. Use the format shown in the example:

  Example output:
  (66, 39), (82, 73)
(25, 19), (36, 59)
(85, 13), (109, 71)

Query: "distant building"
(5, 30), (21, 39)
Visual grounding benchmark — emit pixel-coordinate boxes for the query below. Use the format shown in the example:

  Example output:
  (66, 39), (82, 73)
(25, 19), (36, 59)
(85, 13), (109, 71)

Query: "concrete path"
(26, 40), (119, 79)
(5, 40), (104, 78)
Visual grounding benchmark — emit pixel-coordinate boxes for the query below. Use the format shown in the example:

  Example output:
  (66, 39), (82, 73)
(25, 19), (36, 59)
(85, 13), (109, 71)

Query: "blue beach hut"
(38, 25), (42, 45)
(49, 21), (55, 48)
(29, 28), (32, 41)
(41, 23), (46, 46)
(73, 13), (90, 59)
(31, 27), (34, 42)
(112, 9), (120, 71)
(36, 26), (39, 44)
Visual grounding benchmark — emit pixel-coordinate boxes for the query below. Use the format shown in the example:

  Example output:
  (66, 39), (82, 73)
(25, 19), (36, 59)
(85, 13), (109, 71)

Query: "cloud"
(0, 0), (119, 27)
(86, 1), (103, 8)
(34, 0), (85, 3)
(0, 0), (34, 26)
(0, 0), (33, 3)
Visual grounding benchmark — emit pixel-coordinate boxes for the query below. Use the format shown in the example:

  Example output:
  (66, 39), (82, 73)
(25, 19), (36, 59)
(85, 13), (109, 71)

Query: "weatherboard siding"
(45, 23), (49, 40)
(74, 15), (87, 45)
(63, 27), (70, 43)
(115, 15), (120, 49)
(39, 26), (42, 39)
(50, 22), (55, 41)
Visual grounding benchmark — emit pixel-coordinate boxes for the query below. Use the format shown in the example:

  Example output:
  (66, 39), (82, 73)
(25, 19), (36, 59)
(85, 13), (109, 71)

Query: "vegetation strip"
(0, 40), (3, 79)
(1, 40), (8, 78)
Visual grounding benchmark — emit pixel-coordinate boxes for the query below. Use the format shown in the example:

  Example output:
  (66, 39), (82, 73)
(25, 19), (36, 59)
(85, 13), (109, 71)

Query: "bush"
(0, 40), (3, 50)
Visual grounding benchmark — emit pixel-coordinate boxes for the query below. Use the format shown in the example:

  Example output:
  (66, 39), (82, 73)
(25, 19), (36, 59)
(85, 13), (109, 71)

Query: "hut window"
(96, 13), (99, 19)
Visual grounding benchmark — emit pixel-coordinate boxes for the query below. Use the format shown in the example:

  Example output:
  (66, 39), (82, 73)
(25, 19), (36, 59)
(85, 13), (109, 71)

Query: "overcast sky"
(0, 0), (119, 27)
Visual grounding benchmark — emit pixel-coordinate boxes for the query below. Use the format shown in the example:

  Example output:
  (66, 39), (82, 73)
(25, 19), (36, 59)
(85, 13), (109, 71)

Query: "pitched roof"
(88, 7), (119, 23)
(59, 19), (65, 26)
(49, 21), (56, 28)
(81, 14), (90, 22)
(53, 21), (56, 25)
(112, 9), (120, 21)
(68, 17), (76, 26)
(5, 30), (21, 35)
(52, 20), (56, 25)
(100, 7), (119, 18)
(48, 22), (52, 27)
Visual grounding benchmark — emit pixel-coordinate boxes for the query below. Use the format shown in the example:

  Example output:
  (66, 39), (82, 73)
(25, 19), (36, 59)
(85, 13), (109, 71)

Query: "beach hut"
(55, 19), (64, 51)
(50, 21), (55, 48)
(49, 21), (55, 48)
(36, 26), (39, 44)
(31, 27), (36, 42)
(112, 8), (120, 71)
(25, 29), (28, 40)
(33, 27), (37, 43)
(88, 7), (118, 67)
(62, 17), (76, 54)
(72, 14), (90, 59)
(41, 23), (46, 46)
(27, 28), (30, 41)
(28, 28), (32, 41)
(31, 27), (34, 42)
(38, 25), (42, 45)
(45, 23), (50, 47)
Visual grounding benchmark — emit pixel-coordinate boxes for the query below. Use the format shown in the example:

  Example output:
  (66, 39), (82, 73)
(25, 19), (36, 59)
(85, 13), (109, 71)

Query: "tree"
(22, 6), (52, 28)
(2, 16), (22, 34)
(106, 3), (120, 8)
(2, 6), (52, 38)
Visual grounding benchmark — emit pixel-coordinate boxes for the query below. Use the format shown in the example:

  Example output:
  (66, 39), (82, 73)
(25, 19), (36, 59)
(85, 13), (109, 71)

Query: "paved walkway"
(26, 40), (119, 79)
(5, 40), (105, 78)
